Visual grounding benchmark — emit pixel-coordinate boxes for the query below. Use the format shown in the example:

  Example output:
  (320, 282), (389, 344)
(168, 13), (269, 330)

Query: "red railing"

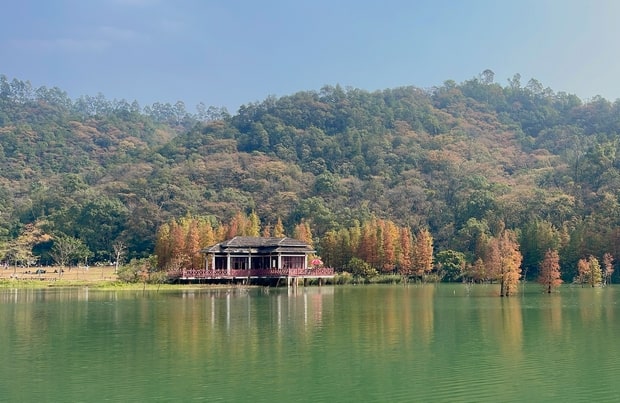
(170, 267), (334, 279)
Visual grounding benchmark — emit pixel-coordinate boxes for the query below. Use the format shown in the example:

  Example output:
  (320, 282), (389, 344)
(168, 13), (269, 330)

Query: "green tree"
(575, 255), (603, 287)
(520, 220), (560, 279)
(117, 257), (154, 284)
(73, 197), (128, 261)
(588, 256), (602, 287)
(347, 257), (377, 279)
(435, 250), (466, 282)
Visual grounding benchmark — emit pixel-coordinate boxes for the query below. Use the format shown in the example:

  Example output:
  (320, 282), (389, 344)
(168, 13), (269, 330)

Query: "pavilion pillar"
(226, 253), (231, 274)
(211, 254), (215, 272)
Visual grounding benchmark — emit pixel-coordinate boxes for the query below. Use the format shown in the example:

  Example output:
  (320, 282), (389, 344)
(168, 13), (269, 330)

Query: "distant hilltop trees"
(1, 71), (620, 288)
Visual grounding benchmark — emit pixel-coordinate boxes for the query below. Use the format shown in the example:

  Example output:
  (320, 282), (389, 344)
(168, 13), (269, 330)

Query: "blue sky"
(2, 0), (620, 114)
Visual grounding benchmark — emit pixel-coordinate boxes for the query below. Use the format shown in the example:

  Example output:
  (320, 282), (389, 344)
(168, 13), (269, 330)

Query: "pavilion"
(170, 236), (334, 284)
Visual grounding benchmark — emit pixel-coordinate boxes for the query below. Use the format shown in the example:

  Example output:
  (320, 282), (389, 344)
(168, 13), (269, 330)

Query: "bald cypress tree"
(537, 249), (562, 293)
(486, 229), (522, 296)
(413, 228), (434, 279)
(273, 217), (286, 237)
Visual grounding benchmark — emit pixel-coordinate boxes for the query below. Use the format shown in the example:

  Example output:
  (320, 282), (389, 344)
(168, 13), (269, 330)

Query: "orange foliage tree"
(397, 227), (414, 276)
(316, 217), (432, 278)
(537, 249), (562, 293)
(412, 228), (434, 278)
(155, 212), (321, 271)
(273, 217), (286, 237)
(293, 220), (313, 247)
(486, 229), (522, 297)
(381, 219), (400, 273)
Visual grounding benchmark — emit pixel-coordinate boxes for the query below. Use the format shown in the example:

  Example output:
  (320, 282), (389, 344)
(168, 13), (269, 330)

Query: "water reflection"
(0, 287), (94, 303)
(175, 286), (337, 346)
(542, 292), (563, 335)
(3, 285), (620, 402)
(578, 285), (604, 324)
(414, 284), (435, 346)
(499, 296), (523, 356)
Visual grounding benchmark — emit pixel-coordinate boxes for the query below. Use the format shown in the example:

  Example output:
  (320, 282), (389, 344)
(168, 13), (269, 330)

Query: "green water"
(1, 284), (619, 402)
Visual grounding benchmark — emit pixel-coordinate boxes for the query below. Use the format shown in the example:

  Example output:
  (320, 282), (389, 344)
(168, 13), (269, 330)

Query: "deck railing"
(169, 267), (334, 279)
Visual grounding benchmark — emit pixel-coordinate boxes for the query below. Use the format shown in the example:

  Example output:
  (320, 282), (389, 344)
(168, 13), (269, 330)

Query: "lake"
(1, 283), (619, 402)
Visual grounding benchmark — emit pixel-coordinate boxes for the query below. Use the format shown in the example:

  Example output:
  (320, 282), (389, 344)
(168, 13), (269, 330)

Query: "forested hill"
(2, 72), (620, 280)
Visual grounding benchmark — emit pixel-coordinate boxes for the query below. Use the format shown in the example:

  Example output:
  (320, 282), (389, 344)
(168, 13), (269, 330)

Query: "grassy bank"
(0, 267), (423, 290)
(0, 266), (260, 290)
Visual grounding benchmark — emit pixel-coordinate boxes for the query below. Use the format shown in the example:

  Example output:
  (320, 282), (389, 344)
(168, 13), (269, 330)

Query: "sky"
(2, 0), (620, 114)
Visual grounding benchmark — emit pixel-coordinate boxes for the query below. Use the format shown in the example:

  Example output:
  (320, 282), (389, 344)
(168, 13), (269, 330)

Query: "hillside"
(1, 72), (620, 281)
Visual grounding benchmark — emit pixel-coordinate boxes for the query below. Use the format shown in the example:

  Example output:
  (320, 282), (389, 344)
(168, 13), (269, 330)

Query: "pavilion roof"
(202, 236), (314, 254)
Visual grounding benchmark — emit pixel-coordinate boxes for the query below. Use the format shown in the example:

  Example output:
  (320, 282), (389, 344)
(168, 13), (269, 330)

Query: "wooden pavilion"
(170, 236), (334, 284)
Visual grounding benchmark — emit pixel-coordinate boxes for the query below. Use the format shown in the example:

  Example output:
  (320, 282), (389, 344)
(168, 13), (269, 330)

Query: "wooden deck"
(169, 267), (335, 280)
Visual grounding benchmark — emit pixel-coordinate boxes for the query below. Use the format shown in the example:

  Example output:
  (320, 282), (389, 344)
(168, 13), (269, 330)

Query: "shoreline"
(0, 279), (247, 290)
(0, 266), (266, 290)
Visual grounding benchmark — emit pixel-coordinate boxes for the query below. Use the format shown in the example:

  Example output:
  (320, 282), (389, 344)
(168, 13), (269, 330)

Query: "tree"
(537, 249), (562, 293)
(603, 253), (614, 285)
(50, 235), (90, 277)
(358, 219), (379, 269)
(588, 256), (602, 287)
(184, 220), (201, 269)
(480, 69), (495, 85)
(412, 228), (434, 279)
(155, 222), (171, 270)
(347, 257), (377, 279)
(319, 230), (339, 269)
(293, 220), (313, 247)
(520, 219), (560, 280)
(198, 218), (216, 248)
(381, 220), (399, 273)
(397, 227), (413, 277)
(170, 220), (186, 263)
(112, 240), (127, 274)
(117, 257), (154, 284)
(273, 217), (286, 237)
(246, 211), (261, 236)
(226, 211), (243, 238)
(73, 197), (128, 261)
(575, 255), (602, 287)
(576, 258), (590, 286)
(435, 250), (466, 282)
(468, 258), (488, 283)
(487, 230), (522, 297)
(6, 222), (51, 273)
